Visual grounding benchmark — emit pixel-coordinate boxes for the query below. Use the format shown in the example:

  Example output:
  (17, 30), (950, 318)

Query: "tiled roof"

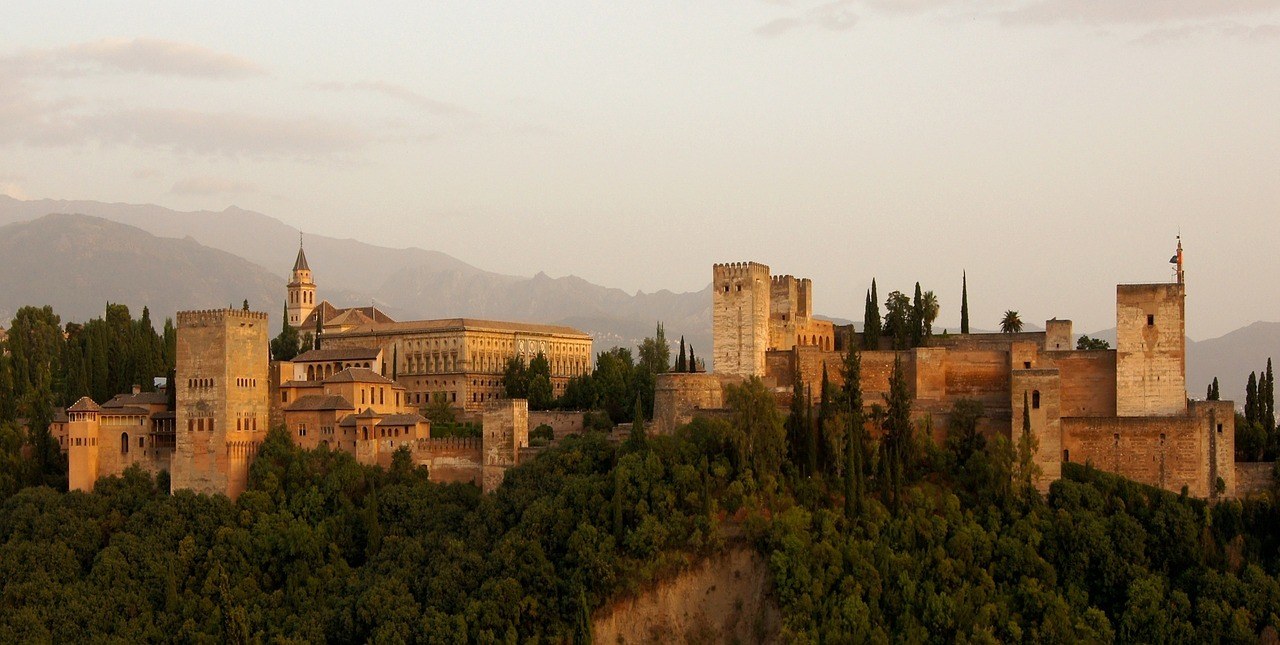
(100, 406), (150, 416)
(284, 394), (355, 412)
(103, 391), (168, 408)
(324, 368), (396, 385)
(67, 397), (101, 412)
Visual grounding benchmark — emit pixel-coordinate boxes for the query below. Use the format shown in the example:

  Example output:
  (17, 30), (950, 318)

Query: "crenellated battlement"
(178, 309), (269, 326)
(713, 261), (771, 282)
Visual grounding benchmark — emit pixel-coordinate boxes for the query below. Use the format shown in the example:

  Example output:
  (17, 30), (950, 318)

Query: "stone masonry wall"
(1116, 283), (1186, 417)
(1062, 414), (1211, 498)
(712, 262), (771, 378)
(482, 399), (528, 493)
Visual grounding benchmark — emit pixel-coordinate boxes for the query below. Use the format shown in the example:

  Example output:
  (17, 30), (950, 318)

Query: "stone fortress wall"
(657, 248), (1261, 499)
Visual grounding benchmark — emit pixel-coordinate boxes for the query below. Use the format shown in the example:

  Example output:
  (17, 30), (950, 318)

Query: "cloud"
(314, 81), (471, 117)
(3, 37), (263, 78)
(0, 97), (367, 157)
(755, 0), (858, 36)
(0, 181), (29, 200)
(1002, 0), (1280, 26)
(170, 176), (258, 195)
(81, 108), (366, 157)
(1133, 21), (1280, 44)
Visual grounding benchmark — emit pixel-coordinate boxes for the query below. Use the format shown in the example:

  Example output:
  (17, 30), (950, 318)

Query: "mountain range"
(0, 196), (1274, 405)
(0, 196), (712, 355)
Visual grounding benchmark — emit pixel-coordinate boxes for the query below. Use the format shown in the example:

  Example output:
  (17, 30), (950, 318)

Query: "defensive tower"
(172, 308), (270, 498)
(713, 262), (771, 378)
(1115, 239), (1187, 416)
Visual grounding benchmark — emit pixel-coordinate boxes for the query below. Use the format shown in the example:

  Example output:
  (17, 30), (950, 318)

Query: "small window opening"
(1217, 423), (1223, 434)
(1024, 361), (1031, 369)
(1147, 314), (1154, 326)
(1063, 449), (1070, 462)
(1032, 390), (1041, 409)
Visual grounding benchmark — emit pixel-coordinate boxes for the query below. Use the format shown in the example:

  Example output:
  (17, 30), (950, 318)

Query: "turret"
(287, 236), (317, 329)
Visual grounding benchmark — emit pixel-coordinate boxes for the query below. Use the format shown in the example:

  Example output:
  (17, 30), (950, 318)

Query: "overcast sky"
(2, 1), (1278, 339)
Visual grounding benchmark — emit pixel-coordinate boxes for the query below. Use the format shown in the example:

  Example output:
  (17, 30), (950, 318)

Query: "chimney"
(132, 384), (141, 395)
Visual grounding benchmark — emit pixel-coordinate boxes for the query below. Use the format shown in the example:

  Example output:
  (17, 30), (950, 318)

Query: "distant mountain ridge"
(0, 197), (712, 353)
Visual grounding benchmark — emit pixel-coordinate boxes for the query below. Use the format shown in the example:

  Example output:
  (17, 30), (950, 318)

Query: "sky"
(1, 1), (1278, 340)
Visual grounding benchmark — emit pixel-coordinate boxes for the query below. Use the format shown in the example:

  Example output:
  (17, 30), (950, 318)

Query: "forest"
(4, 372), (1280, 642)
(4, 304), (1280, 642)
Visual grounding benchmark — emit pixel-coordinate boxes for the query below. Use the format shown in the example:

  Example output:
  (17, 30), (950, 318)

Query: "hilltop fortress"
(657, 243), (1250, 499)
(55, 246), (593, 498)
(53, 239), (1261, 500)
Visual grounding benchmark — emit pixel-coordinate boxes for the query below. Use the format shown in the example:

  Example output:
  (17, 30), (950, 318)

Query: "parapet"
(177, 308), (270, 326)
(713, 261), (771, 281)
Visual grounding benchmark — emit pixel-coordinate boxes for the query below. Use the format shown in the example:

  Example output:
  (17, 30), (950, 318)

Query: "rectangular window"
(1147, 314), (1154, 326)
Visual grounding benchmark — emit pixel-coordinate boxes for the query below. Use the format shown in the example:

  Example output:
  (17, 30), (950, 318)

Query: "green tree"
(920, 290), (939, 342)
(1000, 310), (1023, 334)
(840, 345), (864, 518)
(1077, 335), (1110, 350)
(880, 356), (912, 511)
(270, 305), (301, 361)
(594, 348), (635, 423)
(1015, 391), (1041, 497)
(676, 336), (687, 373)
(960, 271), (970, 334)
(625, 395), (647, 451)
(1207, 377), (1220, 401)
(726, 376), (786, 477)
(1265, 358), (1275, 434)
(527, 353), (553, 410)
(863, 281), (881, 349)
(883, 291), (912, 350)
(503, 356), (529, 399)
(910, 283), (925, 348)
(637, 323), (670, 375)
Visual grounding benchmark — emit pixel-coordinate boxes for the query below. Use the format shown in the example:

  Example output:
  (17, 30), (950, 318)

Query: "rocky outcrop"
(592, 547), (780, 644)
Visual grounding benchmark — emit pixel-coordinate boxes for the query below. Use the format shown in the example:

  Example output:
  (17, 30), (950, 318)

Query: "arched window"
(121, 432), (129, 454)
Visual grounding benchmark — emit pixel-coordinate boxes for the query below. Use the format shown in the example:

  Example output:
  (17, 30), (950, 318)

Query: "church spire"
(293, 234), (310, 273)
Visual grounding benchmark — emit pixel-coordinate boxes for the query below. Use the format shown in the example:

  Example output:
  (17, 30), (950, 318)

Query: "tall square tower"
(712, 262), (771, 378)
(1115, 283), (1186, 416)
(172, 309), (270, 498)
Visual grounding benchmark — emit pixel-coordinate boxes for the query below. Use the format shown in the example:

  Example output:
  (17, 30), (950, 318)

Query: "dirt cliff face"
(592, 547), (780, 644)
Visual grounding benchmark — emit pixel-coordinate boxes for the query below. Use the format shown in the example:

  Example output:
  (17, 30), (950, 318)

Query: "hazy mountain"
(0, 214), (287, 327)
(0, 197), (712, 352)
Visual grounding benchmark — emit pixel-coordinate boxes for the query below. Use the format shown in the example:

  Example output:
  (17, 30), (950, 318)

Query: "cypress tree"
(1266, 358), (1275, 432)
(960, 271), (970, 334)
(787, 375), (807, 472)
(688, 345), (696, 373)
(677, 336), (687, 372)
(841, 344), (863, 519)
(1246, 372), (1258, 427)
(313, 310), (323, 350)
(626, 394), (647, 450)
(864, 282), (882, 349)
(391, 346), (398, 380)
(910, 282), (924, 348)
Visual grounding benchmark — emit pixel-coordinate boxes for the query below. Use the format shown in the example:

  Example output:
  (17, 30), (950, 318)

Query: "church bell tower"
(287, 236), (316, 329)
